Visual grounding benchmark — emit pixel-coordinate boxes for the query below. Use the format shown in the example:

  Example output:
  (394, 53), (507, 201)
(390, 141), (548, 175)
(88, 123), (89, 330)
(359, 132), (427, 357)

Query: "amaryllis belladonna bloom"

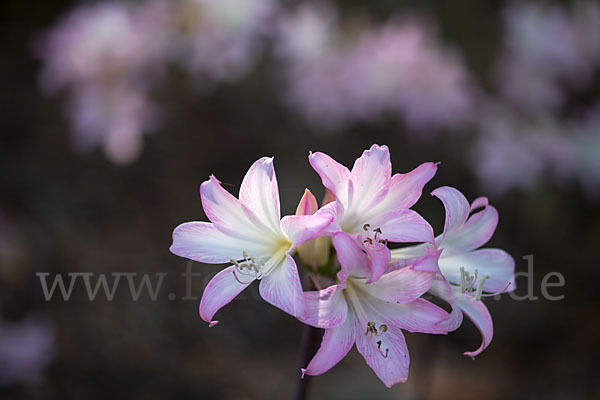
(300, 232), (450, 387)
(309, 144), (437, 282)
(391, 186), (515, 357)
(170, 157), (332, 325)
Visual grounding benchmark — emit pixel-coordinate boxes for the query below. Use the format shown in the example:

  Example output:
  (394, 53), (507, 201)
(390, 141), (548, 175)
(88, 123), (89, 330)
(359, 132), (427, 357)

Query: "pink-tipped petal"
(377, 298), (451, 334)
(332, 232), (371, 283)
(441, 204), (499, 255)
(200, 176), (269, 240)
(369, 162), (438, 217)
(295, 189), (319, 216)
(355, 322), (410, 388)
(280, 214), (333, 250)
(371, 209), (435, 244)
(302, 314), (356, 377)
(309, 151), (351, 208)
(429, 274), (464, 332)
(364, 242), (391, 284)
(388, 243), (430, 270)
(301, 285), (348, 329)
(362, 268), (434, 304)
(239, 157), (282, 236)
(259, 255), (306, 318)
(199, 266), (254, 326)
(410, 247), (443, 273)
(170, 222), (270, 263)
(431, 186), (471, 235)
(455, 293), (494, 359)
(347, 144), (391, 214)
(439, 248), (516, 293)
(470, 196), (489, 212)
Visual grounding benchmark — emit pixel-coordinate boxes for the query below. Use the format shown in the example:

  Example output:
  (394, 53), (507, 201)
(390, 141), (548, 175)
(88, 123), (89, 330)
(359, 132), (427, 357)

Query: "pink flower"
(391, 186), (515, 357)
(170, 157), (332, 325)
(300, 232), (449, 387)
(309, 144), (437, 282)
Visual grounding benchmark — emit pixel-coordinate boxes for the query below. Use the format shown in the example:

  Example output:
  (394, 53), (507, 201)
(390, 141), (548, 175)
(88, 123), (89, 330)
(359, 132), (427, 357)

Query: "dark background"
(1, 0), (599, 399)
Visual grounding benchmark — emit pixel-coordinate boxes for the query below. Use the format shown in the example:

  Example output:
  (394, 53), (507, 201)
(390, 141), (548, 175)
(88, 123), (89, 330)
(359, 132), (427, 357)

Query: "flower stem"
(293, 323), (321, 400)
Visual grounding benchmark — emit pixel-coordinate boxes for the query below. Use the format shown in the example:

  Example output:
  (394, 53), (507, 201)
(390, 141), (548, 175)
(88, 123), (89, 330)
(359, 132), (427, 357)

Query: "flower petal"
(301, 285), (348, 329)
(375, 298), (451, 334)
(170, 222), (271, 263)
(347, 144), (391, 215)
(368, 162), (438, 218)
(439, 248), (516, 293)
(200, 175), (271, 241)
(239, 157), (282, 236)
(370, 209), (434, 244)
(259, 254), (305, 318)
(362, 267), (434, 304)
(431, 186), (471, 236)
(309, 151), (351, 208)
(280, 214), (333, 250)
(199, 265), (254, 327)
(301, 314), (356, 377)
(428, 274), (464, 332)
(455, 292), (494, 359)
(332, 232), (371, 283)
(388, 245), (441, 274)
(364, 242), (392, 284)
(355, 319), (410, 387)
(295, 189), (319, 216)
(441, 204), (499, 255)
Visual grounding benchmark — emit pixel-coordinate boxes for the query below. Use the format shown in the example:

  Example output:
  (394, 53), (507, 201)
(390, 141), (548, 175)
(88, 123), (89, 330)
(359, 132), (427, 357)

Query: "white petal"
(302, 314), (356, 377)
(301, 285), (348, 329)
(239, 157), (282, 236)
(199, 266), (254, 327)
(439, 248), (516, 293)
(259, 254), (306, 318)
(170, 222), (271, 263)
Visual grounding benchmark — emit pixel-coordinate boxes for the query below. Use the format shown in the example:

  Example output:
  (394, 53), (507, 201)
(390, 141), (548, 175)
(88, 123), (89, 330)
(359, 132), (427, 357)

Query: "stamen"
(230, 252), (266, 282)
(365, 322), (390, 357)
(362, 226), (386, 247)
(475, 274), (491, 300)
(232, 270), (253, 285)
(377, 347), (389, 358)
(365, 321), (377, 336)
(459, 267), (495, 300)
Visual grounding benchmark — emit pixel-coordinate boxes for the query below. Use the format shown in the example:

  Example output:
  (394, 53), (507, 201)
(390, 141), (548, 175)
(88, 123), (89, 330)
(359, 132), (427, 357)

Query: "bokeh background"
(1, 0), (599, 399)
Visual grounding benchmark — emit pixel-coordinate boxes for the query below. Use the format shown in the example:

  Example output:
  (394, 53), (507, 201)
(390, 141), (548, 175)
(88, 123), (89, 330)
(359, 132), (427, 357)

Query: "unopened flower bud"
(295, 189), (331, 269)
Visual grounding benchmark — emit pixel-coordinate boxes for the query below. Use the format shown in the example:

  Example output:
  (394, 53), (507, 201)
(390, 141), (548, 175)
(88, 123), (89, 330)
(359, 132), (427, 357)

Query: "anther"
(363, 224), (371, 231)
(365, 321), (377, 336)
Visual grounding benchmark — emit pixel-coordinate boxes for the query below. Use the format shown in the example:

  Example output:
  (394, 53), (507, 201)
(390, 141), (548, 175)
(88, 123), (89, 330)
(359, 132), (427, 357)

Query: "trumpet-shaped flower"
(309, 144), (437, 282)
(391, 186), (515, 357)
(170, 157), (332, 325)
(300, 232), (450, 387)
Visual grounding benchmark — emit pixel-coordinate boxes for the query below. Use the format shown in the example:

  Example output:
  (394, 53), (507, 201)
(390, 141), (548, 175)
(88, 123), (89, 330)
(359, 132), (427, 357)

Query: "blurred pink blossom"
(177, 0), (278, 85)
(277, 9), (475, 134)
(36, 1), (170, 164)
(0, 316), (55, 386)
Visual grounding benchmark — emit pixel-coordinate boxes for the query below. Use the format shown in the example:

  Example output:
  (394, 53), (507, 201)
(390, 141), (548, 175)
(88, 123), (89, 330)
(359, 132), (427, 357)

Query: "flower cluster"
(170, 145), (515, 387)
